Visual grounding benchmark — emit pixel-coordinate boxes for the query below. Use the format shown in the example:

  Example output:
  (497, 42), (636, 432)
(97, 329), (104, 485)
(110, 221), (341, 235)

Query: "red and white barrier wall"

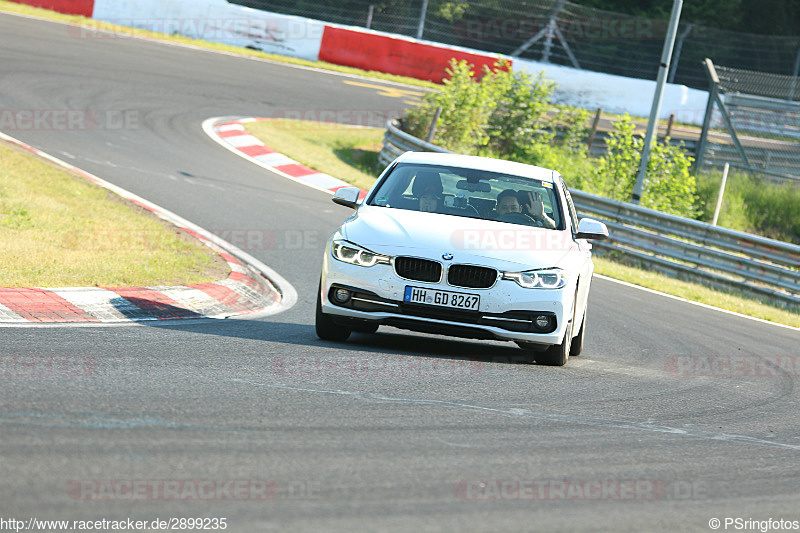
(318, 26), (507, 83)
(11, 0), (93, 17)
(7, 0), (709, 124)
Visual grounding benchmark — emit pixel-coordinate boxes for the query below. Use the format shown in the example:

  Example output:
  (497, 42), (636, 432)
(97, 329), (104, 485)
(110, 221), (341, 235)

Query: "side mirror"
(575, 218), (608, 240)
(332, 187), (360, 209)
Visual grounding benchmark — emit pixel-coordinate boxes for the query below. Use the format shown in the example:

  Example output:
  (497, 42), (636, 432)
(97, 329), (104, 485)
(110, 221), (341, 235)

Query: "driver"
(495, 189), (556, 229)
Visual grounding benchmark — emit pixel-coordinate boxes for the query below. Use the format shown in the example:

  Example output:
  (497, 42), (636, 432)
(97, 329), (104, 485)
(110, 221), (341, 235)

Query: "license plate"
(403, 286), (480, 311)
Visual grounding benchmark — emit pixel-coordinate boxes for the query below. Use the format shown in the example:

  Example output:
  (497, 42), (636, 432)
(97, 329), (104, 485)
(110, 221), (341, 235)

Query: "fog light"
(333, 288), (351, 303)
(535, 315), (552, 330)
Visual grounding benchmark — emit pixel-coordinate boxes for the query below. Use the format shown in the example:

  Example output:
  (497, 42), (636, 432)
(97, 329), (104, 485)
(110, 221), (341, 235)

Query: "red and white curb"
(203, 117), (368, 200)
(0, 130), (297, 325)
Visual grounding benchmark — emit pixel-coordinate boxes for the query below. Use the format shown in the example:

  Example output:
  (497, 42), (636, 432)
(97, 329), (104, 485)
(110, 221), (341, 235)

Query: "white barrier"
(513, 58), (709, 124)
(90, 0), (324, 61)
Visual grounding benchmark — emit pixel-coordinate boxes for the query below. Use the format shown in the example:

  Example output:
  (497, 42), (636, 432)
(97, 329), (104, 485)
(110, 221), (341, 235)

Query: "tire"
(569, 311), (586, 356)
(536, 319), (572, 366)
(315, 283), (351, 342)
(515, 341), (547, 364)
(537, 287), (578, 366)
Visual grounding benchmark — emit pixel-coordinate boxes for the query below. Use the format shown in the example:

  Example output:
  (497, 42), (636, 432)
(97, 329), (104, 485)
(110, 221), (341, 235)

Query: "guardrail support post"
(426, 106), (442, 143)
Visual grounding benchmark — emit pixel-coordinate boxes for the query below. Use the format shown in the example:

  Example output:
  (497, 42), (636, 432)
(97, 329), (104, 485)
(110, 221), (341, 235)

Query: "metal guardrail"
(379, 120), (451, 167)
(380, 119), (800, 307)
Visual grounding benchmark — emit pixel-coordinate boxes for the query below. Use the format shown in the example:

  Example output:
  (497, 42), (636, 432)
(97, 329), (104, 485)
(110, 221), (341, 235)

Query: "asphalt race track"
(1, 12), (799, 532)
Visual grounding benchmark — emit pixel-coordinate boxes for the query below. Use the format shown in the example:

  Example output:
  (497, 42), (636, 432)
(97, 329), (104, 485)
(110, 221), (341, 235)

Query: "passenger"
(496, 189), (524, 217)
(419, 187), (440, 213)
(412, 170), (443, 213)
(495, 189), (556, 229)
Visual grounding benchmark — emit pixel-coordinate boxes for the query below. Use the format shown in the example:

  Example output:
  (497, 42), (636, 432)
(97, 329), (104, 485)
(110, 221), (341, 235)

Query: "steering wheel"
(497, 212), (538, 226)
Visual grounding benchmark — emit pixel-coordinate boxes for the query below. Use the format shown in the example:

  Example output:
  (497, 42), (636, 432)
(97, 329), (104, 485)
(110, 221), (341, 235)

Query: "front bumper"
(320, 253), (572, 346)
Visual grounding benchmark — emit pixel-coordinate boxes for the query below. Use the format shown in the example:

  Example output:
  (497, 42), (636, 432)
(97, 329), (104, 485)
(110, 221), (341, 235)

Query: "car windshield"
(367, 162), (563, 229)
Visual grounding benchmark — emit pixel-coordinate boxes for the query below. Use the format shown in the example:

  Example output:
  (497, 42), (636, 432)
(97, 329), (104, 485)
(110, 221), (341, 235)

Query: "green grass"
(695, 169), (800, 243)
(593, 257), (799, 328)
(245, 119), (799, 328)
(0, 142), (228, 287)
(246, 119), (385, 191)
(0, 1), (438, 91)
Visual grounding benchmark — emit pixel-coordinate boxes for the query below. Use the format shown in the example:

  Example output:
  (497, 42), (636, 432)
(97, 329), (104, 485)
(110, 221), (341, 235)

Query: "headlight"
(502, 268), (567, 289)
(331, 240), (391, 267)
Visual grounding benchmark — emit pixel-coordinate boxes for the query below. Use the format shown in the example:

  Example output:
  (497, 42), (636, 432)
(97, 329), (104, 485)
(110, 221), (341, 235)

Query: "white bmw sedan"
(316, 152), (608, 365)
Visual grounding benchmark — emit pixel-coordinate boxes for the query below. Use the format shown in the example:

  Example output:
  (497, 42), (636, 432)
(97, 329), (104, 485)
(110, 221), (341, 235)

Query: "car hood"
(341, 206), (576, 271)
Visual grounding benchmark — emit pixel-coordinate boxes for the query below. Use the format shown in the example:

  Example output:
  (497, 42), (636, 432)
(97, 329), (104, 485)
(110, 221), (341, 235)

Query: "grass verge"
(0, 141), (228, 287)
(246, 119), (384, 191)
(0, 1), (438, 91)
(246, 119), (799, 328)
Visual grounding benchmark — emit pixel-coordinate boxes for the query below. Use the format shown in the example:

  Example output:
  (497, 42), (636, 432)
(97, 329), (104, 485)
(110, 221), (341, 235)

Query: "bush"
(405, 59), (573, 159)
(593, 115), (696, 217)
(483, 64), (556, 161)
(404, 59), (496, 154)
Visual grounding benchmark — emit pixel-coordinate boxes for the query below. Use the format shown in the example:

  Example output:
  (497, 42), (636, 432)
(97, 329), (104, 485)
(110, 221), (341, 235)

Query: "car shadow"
(141, 317), (534, 365)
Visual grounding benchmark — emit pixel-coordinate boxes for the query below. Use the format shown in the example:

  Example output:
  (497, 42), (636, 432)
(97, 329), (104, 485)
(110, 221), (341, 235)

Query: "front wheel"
(315, 283), (351, 342)
(569, 312), (586, 356)
(536, 319), (572, 366)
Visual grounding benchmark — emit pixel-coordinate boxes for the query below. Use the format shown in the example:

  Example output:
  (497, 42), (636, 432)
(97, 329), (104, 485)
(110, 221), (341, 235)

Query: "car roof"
(395, 152), (558, 183)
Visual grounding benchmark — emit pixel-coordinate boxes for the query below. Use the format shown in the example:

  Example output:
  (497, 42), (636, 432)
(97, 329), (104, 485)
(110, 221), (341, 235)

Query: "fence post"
(790, 44), (800, 101)
(632, 0), (683, 204)
(416, 0), (429, 39)
(712, 90), (752, 172)
(668, 23), (693, 84)
(366, 5), (374, 30)
(712, 162), (729, 226)
(695, 58), (719, 172)
(510, 0), (566, 58)
(586, 108), (602, 152)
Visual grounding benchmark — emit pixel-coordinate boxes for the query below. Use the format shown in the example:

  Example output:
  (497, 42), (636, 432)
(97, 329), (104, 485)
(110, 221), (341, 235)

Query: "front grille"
(394, 256), (442, 282)
(328, 285), (557, 334)
(447, 264), (498, 288)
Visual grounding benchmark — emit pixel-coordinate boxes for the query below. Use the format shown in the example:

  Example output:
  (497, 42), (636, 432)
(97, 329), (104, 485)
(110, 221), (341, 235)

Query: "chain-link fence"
(695, 60), (800, 182)
(231, 0), (800, 91)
